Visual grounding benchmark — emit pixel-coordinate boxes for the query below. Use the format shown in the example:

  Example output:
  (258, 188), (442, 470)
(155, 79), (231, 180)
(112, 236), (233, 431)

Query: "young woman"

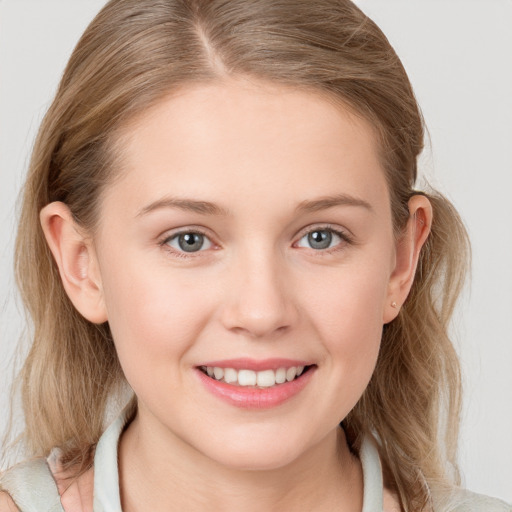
(1, 1), (510, 511)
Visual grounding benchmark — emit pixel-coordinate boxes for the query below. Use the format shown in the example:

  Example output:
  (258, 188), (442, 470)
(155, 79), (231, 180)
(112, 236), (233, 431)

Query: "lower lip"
(195, 367), (315, 409)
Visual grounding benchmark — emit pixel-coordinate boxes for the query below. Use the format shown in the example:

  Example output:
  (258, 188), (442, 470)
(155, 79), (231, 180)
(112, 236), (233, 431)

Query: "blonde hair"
(10, 1), (469, 510)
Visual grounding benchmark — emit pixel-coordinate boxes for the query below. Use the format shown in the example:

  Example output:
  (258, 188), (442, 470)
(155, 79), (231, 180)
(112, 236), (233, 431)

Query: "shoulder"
(433, 486), (512, 512)
(0, 457), (52, 490)
(453, 489), (512, 512)
(0, 493), (19, 512)
(0, 457), (63, 511)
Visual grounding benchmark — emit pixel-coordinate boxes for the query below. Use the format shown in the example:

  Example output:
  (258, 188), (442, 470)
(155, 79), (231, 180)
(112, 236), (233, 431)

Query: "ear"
(383, 195), (432, 324)
(40, 202), (108, 324)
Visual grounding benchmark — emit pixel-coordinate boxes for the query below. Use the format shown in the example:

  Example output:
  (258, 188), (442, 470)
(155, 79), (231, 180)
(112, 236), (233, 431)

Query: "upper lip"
(197, 358), (312, 371)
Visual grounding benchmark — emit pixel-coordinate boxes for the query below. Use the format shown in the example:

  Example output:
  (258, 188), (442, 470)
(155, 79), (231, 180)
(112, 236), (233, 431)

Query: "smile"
(200, 365), (307, 387)
(196, 360), (315, 409)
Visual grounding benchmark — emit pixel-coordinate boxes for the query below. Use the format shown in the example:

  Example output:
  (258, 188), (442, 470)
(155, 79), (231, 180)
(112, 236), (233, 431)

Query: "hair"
(8, 1), (469, 510)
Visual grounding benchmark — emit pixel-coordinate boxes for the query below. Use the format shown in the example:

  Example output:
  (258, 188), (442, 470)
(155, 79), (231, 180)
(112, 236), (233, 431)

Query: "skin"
(38, 78), (431, 512)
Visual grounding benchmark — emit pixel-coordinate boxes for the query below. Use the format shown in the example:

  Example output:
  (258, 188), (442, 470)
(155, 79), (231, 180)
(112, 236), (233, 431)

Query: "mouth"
(195, 361), (316, 409)
(198, 364), (314, 388)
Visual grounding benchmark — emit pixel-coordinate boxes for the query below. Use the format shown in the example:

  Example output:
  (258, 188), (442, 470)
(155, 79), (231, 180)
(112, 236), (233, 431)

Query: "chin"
(211, 448), (302, 472)
(196, 429), (313, 472)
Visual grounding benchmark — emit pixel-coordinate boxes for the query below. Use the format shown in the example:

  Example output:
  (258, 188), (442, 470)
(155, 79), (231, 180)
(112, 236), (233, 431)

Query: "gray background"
(0, 0), (511, 503)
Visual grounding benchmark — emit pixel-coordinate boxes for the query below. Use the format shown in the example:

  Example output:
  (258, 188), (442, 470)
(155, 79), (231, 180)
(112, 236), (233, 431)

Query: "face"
(92, 79), (398, 470)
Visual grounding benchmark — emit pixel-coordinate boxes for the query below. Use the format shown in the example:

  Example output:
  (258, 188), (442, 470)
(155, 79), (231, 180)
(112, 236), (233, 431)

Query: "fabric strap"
(0, 458), (65, 512)
(360, 436), (384, 512)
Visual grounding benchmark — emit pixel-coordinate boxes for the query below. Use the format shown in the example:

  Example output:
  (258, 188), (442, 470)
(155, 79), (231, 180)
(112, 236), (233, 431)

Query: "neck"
(118, 411), (363, 512)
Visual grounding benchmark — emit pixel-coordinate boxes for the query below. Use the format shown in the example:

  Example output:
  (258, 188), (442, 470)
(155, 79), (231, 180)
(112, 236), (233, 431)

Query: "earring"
(391, 301), (398, 308)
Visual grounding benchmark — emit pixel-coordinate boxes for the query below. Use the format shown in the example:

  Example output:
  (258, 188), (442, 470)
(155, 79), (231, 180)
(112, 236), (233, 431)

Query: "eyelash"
(159, 228), (213, 259)
(159, 225), (354, 259)
(295, 225), (354, 254)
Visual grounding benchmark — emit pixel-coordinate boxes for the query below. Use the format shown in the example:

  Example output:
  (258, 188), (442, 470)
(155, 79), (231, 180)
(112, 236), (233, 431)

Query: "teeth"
(204, 365), (308, 387)
(238, 369), (256, 386)
(257, 369), (276, 387)
(224, 368), (237, 384)
(275, 368), (286, 384)
(286, 367), (297, 382)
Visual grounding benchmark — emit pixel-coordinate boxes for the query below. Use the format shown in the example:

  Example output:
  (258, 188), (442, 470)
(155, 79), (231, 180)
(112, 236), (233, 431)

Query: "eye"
(165, 231), (213, 253)
(296, 228), (344, 251)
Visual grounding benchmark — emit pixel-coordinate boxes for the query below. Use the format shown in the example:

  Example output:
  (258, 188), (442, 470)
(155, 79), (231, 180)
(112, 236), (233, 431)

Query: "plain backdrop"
(0, 0), (511, 503)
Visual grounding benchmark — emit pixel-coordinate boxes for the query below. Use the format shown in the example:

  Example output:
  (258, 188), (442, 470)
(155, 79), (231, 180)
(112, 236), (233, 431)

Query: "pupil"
(308, 230), (331, 250)
(178, 233), (204, 252)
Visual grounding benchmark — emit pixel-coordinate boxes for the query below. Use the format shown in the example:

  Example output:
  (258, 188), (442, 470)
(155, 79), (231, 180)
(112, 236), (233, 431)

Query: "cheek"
(301, 256), (390, 387)
(306, 259), (388, 330)
(99, 255), (215, 376)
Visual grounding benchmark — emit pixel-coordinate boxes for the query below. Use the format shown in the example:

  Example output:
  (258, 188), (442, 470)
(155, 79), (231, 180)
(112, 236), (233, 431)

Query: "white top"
(1, 408), (510, 511)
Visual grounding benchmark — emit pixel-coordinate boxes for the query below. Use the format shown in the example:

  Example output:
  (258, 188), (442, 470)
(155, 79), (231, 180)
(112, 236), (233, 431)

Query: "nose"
(220, 249), (298, 339)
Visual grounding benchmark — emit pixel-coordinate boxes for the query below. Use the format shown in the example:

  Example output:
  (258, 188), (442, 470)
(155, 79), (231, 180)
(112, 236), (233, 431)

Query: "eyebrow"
(137, 197), (230, 217)
(137, 192), (373, 218)
(295, 194), (373, 213)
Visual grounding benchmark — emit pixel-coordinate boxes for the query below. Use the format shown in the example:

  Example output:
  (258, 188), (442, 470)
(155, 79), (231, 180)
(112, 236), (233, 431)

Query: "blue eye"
(166, 232), (212, 253)
(297, 229), (343, 250)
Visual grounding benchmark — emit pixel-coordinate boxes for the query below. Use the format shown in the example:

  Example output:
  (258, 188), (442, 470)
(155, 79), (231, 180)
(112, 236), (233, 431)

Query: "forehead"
(104, 78), (389, 217)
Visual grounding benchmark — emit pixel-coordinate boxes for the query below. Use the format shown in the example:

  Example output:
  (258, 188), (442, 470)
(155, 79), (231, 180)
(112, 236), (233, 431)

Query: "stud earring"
(391, 301), (398, 308)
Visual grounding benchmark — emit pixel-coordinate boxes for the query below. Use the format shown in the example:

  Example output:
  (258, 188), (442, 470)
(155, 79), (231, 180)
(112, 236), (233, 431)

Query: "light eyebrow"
(137, 197), (229, 217)
(295, 194), (374, 214)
